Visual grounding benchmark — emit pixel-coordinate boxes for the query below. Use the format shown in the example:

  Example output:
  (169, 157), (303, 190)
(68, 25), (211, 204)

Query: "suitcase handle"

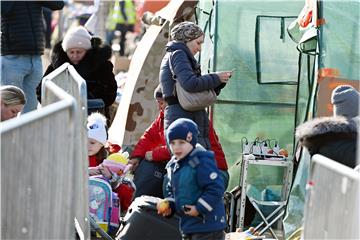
(139, 201), (158, 211)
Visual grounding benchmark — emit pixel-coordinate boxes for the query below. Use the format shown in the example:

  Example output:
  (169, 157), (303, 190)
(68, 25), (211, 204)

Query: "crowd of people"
(1, 2), (359, 240)
(0, 0), (140, 119)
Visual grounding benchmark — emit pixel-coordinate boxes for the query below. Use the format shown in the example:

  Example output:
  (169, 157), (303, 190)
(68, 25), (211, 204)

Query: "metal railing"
(1, 63), (90, 239)
(303, 154), (360, 239)
(41, 63), (89, 239)
(1, 82), (77, 239)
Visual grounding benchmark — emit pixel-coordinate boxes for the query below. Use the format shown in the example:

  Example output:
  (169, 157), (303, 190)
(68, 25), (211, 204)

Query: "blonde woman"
(0, 85), (26, 121)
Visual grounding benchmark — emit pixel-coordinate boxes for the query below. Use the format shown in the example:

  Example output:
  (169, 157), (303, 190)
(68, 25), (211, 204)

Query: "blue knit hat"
(166, 118), (199, 147)
(331, 85), (360, 118)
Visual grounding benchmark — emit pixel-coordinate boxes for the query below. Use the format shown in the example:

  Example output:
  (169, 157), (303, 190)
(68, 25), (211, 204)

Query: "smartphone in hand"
(228, 68), (236, 78)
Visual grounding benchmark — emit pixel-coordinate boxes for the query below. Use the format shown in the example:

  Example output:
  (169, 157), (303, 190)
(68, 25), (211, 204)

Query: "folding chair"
(248, 196), (287, 238)
(237, 155), (293, 239)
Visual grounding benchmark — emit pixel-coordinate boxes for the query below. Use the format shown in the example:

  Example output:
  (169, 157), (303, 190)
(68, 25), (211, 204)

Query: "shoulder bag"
(168, 53), (217, 111)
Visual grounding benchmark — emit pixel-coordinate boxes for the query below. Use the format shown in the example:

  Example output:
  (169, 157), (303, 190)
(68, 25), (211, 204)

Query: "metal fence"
(303, 154), (360, 239)
(41, 63), (89, 239)
(1, 63), (90, 239)
(1, 82), (77, 239)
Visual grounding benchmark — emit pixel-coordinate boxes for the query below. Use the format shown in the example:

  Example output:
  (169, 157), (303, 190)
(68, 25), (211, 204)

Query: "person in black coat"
(296, 85), (359, 168)
(296, 116), (357, 168)
(37, 26), (117, 114)
(1, 1), (64, 113)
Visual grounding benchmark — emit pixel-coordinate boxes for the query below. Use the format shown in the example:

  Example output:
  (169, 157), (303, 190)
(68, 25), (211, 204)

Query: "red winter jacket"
(131, 110), (228, 170)
(131, 110), (170, 161)
(88, 155), (103, 167)
(209, 120), (228, 170)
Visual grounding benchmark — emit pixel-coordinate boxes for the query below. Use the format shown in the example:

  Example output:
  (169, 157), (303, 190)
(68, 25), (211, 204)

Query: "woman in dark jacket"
(159, 21), (233, 149)
(37, 26), (117, 109)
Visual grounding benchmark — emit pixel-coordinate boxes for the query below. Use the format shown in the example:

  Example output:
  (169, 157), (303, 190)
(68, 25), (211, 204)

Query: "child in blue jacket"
(157, 118), (226, 240)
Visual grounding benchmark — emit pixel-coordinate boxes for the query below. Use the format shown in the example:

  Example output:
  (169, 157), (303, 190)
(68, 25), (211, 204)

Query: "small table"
(235, 154), (293, 231)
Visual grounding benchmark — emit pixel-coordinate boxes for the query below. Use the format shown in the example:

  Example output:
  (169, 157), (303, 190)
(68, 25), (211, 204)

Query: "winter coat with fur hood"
(296, 116), (358, 168)
(37, 39), (117, 107)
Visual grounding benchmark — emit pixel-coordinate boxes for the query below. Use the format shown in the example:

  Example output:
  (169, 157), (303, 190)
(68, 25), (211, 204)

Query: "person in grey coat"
(159, 21), (233, 149)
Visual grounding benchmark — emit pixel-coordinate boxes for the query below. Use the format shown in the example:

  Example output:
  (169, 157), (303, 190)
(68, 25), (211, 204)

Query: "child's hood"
(190, 144), (215, 159)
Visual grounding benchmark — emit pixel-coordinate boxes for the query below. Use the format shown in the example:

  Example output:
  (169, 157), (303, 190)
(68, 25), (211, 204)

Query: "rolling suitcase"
(116, 195), (181, 240)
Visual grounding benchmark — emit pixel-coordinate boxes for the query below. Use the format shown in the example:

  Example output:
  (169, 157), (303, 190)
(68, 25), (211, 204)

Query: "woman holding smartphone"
(159, 21), (233, 149)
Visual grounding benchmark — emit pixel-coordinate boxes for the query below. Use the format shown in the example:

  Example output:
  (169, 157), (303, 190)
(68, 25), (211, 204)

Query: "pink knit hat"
(62, 26), (92, 51)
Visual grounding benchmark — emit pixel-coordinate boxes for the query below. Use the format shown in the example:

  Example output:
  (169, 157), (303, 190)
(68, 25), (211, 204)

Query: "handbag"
(168, 53), (217, 111)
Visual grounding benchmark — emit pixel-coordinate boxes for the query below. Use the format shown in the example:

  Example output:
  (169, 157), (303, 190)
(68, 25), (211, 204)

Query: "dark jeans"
(133, 159), (167, 198)
(182, 231), (225, 240)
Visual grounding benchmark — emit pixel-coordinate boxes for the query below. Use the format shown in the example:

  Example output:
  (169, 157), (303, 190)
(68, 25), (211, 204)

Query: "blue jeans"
(1, 55), (42, 113)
